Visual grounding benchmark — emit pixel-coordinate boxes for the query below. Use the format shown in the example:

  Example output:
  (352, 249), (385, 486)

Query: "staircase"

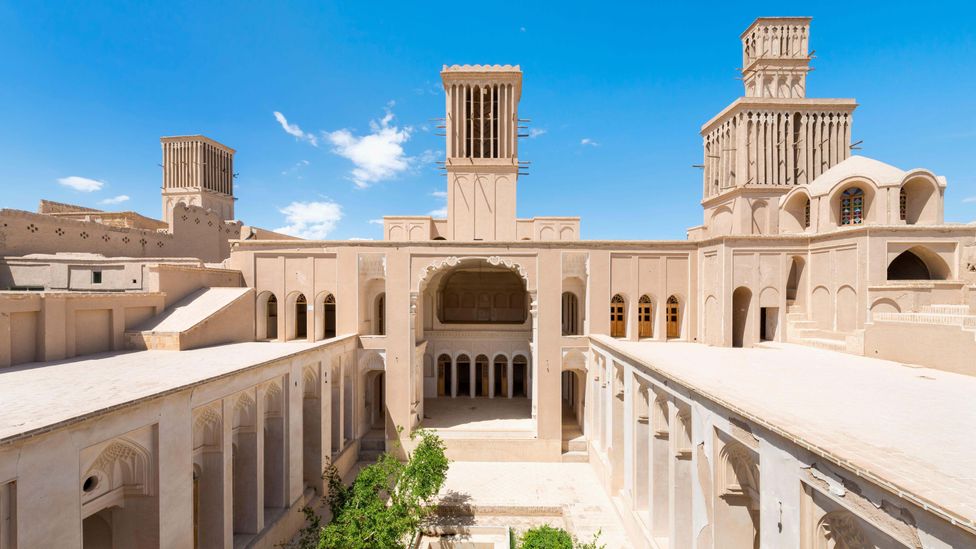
(126, 287), (253, 351)
(561, 423), (588, 463)
(359, 429), (385, 463)
(785, 301), (848, 352)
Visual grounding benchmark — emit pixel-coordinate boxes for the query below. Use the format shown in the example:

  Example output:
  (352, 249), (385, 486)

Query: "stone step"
(360, 438), (385, 452)
(358, 450), (383, 463)
(797, 337), (847, 351)
(788, 319), (817, 329)
(793, 328), (846, 340)
(561, 438), (587, 452)
(560, 451), (589, 463)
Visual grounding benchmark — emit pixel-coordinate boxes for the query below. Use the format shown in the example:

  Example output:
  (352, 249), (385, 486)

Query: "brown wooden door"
(667, 298), (679, 338)
(437, 363), (446, 396)
(638, 301), (653, 338)
(610, 295), (625, 337)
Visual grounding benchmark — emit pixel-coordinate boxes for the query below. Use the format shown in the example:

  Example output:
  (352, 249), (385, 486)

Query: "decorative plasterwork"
(358, 254), (386, 281)
(562, 252), (588, 281)
(416, 255), (530, 292)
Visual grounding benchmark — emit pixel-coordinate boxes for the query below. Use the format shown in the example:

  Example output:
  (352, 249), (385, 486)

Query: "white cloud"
(99, 194), (130, 205)
(57, 176), (104, 192)
(273, 112), (318, 146)
(963, 196), (976, 203)
(428, 189), (448, 217)
(348, 237), (374, 241)
(528, 128), (546, 138)
(580, 138), (599, 147)
(323, 104), (412, 188)
(520, 26), (527, 32)
(274, 200), (343, 240)
(368, 219), (384, 225)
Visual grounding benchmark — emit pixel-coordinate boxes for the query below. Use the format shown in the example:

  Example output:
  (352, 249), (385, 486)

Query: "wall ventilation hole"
(83, 475), (99, 493)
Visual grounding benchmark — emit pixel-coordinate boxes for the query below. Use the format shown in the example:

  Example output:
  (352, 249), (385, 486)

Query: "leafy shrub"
(519, 525), (573, 549)
(294, 428), (449, 549)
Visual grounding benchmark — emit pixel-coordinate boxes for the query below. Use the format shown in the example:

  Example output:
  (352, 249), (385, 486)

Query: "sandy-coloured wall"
(0, 291), (164, 367)
(146, 263), (243, 307)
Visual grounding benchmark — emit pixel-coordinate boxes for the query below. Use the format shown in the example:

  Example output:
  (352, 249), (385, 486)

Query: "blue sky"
(1, 1), (974, 240)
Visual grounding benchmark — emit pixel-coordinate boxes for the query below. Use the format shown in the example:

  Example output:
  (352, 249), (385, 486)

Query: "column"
(469, 361), (475, 398)
(451, 357), (457, 398)
(507, 361), (514, 399)
(489, 361), (495, 399)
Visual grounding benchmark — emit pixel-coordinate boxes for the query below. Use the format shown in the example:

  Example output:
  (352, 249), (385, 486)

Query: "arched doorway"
(638, 295), (653, 338)
(786, 257), (805, 304)
(493, 355), (508, 397)
(475, 354), (490, 397)
(732, 287), (752, 348)
(323, 293), (336, 339)
(375, 293), (386, 335)
(437, 354), (452, 397)
(666, 296), (681, 339)
(512, 355), (528, 398)
(562, 291), (580, 335)
(610, 294), (626, 337)
(263, 293), (278, 340)
(369, 372), (385, 429)
(456, 354), (471, 397)
(295, 294), (307, 339)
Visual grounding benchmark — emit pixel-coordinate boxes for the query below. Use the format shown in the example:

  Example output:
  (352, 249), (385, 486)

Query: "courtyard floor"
(422, 397), (534, 434)
(435, 461), (633, 548)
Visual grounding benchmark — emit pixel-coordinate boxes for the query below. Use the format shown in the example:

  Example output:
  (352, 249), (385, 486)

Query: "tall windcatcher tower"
(697, 17), (857, 237)
(160, 135), (236, 226)
(441, 65), (523, 240)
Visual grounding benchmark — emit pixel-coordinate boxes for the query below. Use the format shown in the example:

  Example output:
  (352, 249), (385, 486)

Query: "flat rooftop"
(0, 340), (340, 445)
(594, 337), (976, 531)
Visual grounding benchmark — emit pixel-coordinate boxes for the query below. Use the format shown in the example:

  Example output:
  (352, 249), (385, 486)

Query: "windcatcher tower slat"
(697, 17), (857, 237)
(160, 135), (236, 227)
(441, 65), (523, 241)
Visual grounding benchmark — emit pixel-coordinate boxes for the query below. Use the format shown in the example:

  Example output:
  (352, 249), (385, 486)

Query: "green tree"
(294, 428), (449, 549)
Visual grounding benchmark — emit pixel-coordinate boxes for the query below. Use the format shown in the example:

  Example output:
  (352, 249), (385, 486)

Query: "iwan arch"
(2, 16), (976, 549)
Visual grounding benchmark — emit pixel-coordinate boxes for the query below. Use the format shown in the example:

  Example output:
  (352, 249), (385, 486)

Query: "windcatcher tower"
(441, 65), (523, 240)
(696, 17), (857, 237)
(160, 135), (236, 227)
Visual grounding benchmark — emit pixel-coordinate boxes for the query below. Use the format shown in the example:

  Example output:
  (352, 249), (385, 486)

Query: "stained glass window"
(840, 188), (864, 225)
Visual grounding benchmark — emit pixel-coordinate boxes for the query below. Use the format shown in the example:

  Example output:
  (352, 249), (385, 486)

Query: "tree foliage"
(295, 428), (450, 549)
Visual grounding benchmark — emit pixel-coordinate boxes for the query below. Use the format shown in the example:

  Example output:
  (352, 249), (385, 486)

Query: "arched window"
(562, 292), (580, 335)
(666, 296), (680, 339)
(610, 294), (626, 338)
(638, 295), (653, 338)
(899, 187), (907, 221)
(840, 187), (864, 225)
(295, 294), (307, 339)
(323, 294), (336, 339)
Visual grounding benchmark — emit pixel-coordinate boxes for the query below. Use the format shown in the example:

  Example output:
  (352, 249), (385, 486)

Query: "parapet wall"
(0, 291), (165, 367)
(0, 203), (242, 263)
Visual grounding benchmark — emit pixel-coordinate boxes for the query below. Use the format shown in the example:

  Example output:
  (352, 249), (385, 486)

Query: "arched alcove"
(900, 176), (940, 225)
(887, 247), (951, 281)
(732, 287), (752, 348)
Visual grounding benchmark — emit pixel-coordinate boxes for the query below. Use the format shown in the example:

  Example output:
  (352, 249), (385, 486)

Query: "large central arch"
(415, 256), (537, 436)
